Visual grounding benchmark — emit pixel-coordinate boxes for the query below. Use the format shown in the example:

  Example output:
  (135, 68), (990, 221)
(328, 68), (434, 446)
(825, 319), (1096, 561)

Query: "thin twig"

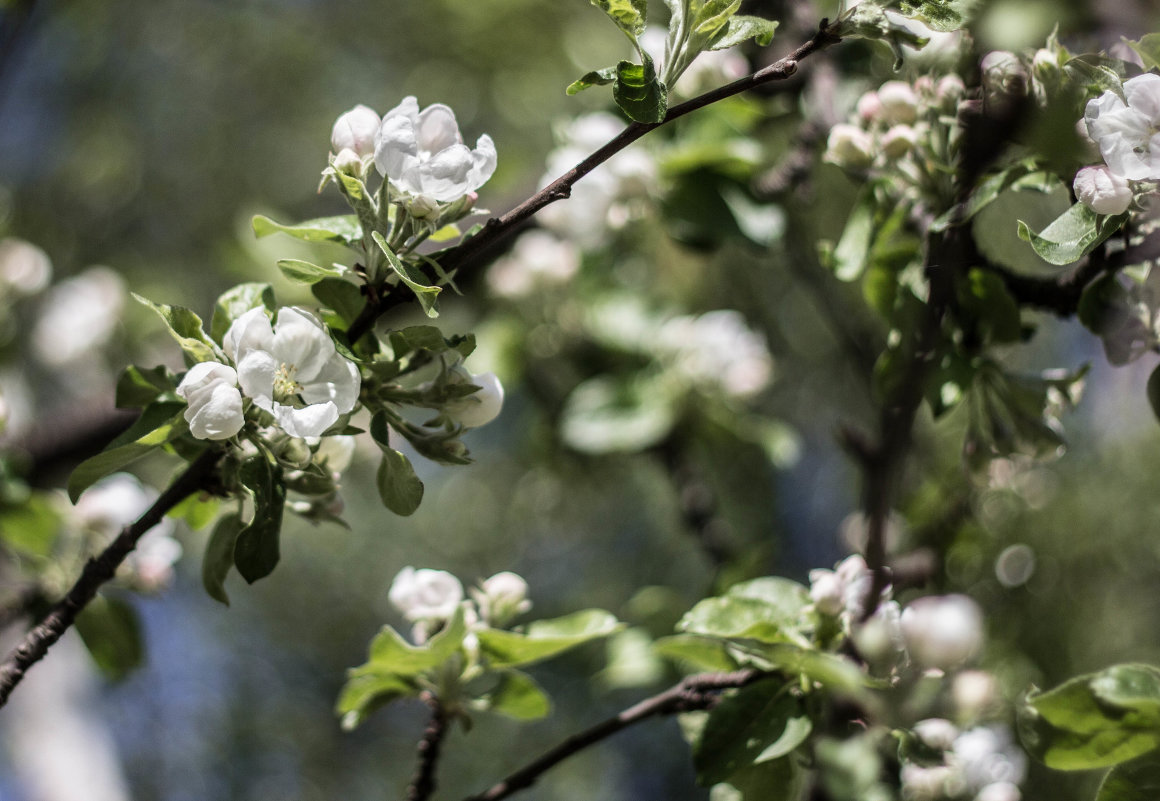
(463, 669), (765, 801)
(345, 22), (843, 344)
(0, 447), (222, 708)
(407, 692), (449, 801)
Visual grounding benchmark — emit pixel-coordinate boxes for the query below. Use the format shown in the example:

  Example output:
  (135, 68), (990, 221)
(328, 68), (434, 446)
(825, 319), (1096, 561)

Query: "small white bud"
(407, 194), (440, 220)
(332, 148), (365, 176)
(877, 81), (919, 124)
(809, 570), (845, 616)
(936, 75), (966, 109)
(913, 718), (959, 751)
(825, 124), (874, 169)
(331, 104), (381, 159)
(471, 571), (532, 626)
(981, 51), (1028, 101)
(953, 670), (1000, 720)
(388, 566), (464, 623)
(1032, 48), (1060, 81)
(901, 594), (984, 670)
(1073, 165), (1132, 216)
(856, 91), (882, 123)
(881, 125), (918, 159)
(445, 370), (505, 428)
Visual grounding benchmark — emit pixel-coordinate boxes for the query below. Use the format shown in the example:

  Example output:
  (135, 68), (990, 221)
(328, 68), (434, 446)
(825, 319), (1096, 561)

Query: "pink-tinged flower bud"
(808, 569), (845, 615)
(856, 91), (882, 123)
(1073, 165), (1132, 216)
(332, 148), (364, 176)
(936, 75), (965, 109)
(825, 124), (874, 169)
(330, 105), (381, 159)
(881, 125), (918, 159)
(877, 81), (919, 124)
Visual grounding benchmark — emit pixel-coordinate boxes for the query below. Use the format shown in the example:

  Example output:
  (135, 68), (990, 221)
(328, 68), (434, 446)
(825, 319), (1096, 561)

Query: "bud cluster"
(388, 566), (531, 644)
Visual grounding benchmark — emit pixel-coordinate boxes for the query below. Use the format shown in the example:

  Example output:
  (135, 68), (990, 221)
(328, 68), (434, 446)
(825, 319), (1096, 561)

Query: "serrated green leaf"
(233, 456), (285, 584)
(614, 55), (667, 124)
(75, 595), (143, 682)
(1097, 752), (1160, 801)
(133, 294), (220, 363)
(755, 644), (869, 697)
(707, 15), (778, 50)
(67, 402), (188, 502)
(726, 577), (810, 616)
(694, 0), (741, 38)
(1064, 57), (1126, 100)
(354, 606), (468, 677)
(372, 232), (441, 317)
(481, 670), (552, 720)
(276, 259), (345, 285)
(336, 673), (416, 730)
(202, 513), (243, 605)
(311, 277), (365, 329)
(115, 365), (177, 409)
(477, 609), (621, 668)
(694, 682), (811, 784)
(567, 66), (618, 95)
(389, 325), (449, 355)
(1017, 202), (1127, 266)
(589, 0), (647, 36)
(252, 213), (362, 246)
(897, 0), (975, 32)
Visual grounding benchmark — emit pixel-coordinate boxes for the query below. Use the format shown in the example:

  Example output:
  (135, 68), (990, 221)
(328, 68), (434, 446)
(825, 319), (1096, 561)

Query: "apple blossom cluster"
(388, 566), (530, 644)
(1074, 73), (1160, 216)
(176, 307), (360, 442)
(902, 721), (1027, 801)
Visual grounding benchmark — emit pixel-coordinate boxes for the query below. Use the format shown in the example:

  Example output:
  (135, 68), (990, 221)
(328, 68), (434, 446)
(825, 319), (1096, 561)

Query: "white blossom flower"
(444, 369), (505, 428)
(852, 599), (905, 662)
(901, 594), (984, 670)
(471, 571), (532, 626)
(953, 670), (1001, 721)
(881, 125), (918, 159)
(389, 566), (464, 622)
(176, 361), (245, 441)
(487, 231), (580, 298)
(951, 726), (1027, 793)
(374, 96), (497, 203)
(75, 474), (182, 589)
(900, 763), (954, 801)
(857, 92), (882, 123)
(825, 123), (874, 169)
(0, 238), (52, 296)
(33, 267), (124, 367)
(913, 718), (960, 752)
(657, 310), (773, 398)
(331, 104), (381, 159)
(1074, 164), (1133, 215)
(877, 81), (919, 125)
(809, 569), (846, 616)
(1085, 74), (1160, 181)
(981, 51), (1029, 103)
(224, 307), (361, 439)
(975, 781), (1022, 801)
(314, 434), (357, 475)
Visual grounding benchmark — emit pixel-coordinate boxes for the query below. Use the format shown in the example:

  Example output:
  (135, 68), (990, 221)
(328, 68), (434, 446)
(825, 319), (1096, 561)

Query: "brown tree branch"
(345, 21), (843, 344)
(0, 447), (223, 709)
(407, 691), (449, 801)
(463, 669), (765, 801)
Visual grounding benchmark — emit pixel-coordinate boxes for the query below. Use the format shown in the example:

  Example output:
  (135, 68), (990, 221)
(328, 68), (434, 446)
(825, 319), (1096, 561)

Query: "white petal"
(177, 361), (237, 400)
(374, 113), (421, 182)
(271, 307), (332, 381)
(1101, 133), (1153, 180)
(467, 134), (498, 192)
(300, 353), (361, 413)
(420, 144), (475, 202)
(446, 371), (504, 428)
(236, 349), (277, 403)
(186, 383), (244, 440)
(416, 103), (462, 154)
(331, 105), (381, 159)
(223, 307), (274, 363)
(272, 401), (339, 438)
(383, 95), (420, 125)
(1125, 73), (1160, 122)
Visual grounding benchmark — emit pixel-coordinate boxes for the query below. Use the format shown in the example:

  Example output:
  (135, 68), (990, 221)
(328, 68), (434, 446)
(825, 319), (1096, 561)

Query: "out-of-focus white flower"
(809, 554), (891, 629)
(975, 781), (1022, 801)
(882, 125), (918, 159)
(951, 726), (1027, 793)
(852, 599), (905, 661)
(75, 473), (170, 537)
(953, 670), (1001, 721)
(487, 231), (580, 298)
(374, 96), (496, 203)
(901, 594), (984, 670)
(444, 369), (505, 428)
(127, 529), (183, 591)
(471, 571), (532, 626)
(1085, 74), (1160, 181)
(877, 81), (919, 125)
(825, 123), (874, 168)
(0, 238), (52, 296)
(809, 569), (846, 615)
(657, 310), (773, 398)
(913, 718), (960, 751)
(389, 566), (464, 622)
(673, 48), (748, 97)
(315, 435), (357, 475)
(224, 307), (361, 439)
(176, 362), (245, 441)
(857, 92), (882, 123)
(1074, 165), (1133, 215)
(936, 75), (966, 109)
(900, 763), (954, 801)
(981, 51), (1029, 102)
(32, 267), (124, 367)
(331, 104), (381, 159)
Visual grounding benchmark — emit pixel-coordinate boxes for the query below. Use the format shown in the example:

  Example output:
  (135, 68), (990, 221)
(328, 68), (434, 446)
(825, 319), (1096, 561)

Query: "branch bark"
(463, 669), (765, 801)
(0, 447), (222, 709)
(407, 692), (449, 801)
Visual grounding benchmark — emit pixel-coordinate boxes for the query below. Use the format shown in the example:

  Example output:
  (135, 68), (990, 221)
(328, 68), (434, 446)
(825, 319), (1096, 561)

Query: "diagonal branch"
(463, 669), (765, 801)
(345, 21), (843, 344)
(407, 691), (449, 801)
(0, 447), (223, 709)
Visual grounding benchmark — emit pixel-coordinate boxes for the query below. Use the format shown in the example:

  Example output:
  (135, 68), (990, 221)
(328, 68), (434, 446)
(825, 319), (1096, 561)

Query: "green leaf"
(1017, 202), (1128, 266)
(1097, 752), (1160, 801)
(613, 55), (667, 124)
(726, 577), (809, 616)
(1064, 56), (1126, 100)
(233, 456), (286, 584)
(897, 0), (977, 31)
(708, 756), (808, 801)
(276, 259), (345, 285)
(480, 670), (552, 720)
(755, 644), (869, 697)
(75, 595), (143, 681)
(1126, 34), (1160, 71)
(375, 449), (424, 516)
(477, 609), (622, 668)
(252, 213), (362, 246)
(589, 0), (647, 37)
(831, 188), (876, 282)
(653, 635), (741, 672)
(67, 402), (188, 502)
(389, 325), (450, 355)
(0, 494), (61, 557)
(336, 673), (416, 730)
(694, 682), (811, 784)
(353, 606), (469, 678)
(677, 596), (804, 645)
(567, 66), (618, 95)
(559, 373), (678, 454)
(166, 492), (220, 530)
(202, 513), (243, 605)
(956, 268), (1022, 344)
(311, 277), (365, 329)
(930, 164), (1039, 232)
(694, 0), (741, 38)
(115, 365), (177, 409)
(372, 231), (441, 317)
(133, 294), (221, 363)
(707, 15), (778, 50)
(210, 283), (276, 344)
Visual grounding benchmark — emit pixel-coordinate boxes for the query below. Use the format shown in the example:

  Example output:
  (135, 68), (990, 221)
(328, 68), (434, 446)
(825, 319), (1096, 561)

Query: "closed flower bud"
(936, 75), (965, 109)
(913, 718), (959, 751)
(1073, 165), (1132, 215)
(1032, 48), (1060, 81)
(981, 51), (1028, 102)
(331, 105), (381, 159)
(808, 569), (845, 615)
(332, 147), (365, 176)
(856, 91), (882, 123)
(445, 370), (505, 428)
(472, 571), (532, 626)
(825, 124), (874, 169)
(388, 566), (464, 623)
(901, 594), (984, 670)
(877, 81), (919, 125)
(881, 125), (918, 159)
(176, 361), (245, 441)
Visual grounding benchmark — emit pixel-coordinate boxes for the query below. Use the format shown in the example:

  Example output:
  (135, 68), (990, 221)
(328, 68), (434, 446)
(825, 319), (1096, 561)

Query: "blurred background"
(1, 0), (1159, 799)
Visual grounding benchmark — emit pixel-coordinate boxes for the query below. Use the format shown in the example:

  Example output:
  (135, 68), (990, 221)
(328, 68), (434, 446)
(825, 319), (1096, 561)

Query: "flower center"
(273, 362), (303, 402)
